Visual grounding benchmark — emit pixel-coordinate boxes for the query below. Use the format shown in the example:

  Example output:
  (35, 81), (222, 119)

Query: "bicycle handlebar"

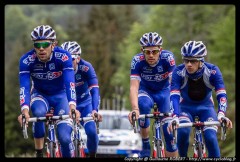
(138, 112), (172, 119)
(22, 113), (95, 139)
(178, 118), (227, 141)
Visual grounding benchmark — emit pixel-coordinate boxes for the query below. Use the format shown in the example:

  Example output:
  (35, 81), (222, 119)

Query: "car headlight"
(124, 140), (138, 146)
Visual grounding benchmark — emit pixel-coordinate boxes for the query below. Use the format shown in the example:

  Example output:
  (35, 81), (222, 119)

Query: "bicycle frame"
(71, 109), (99, 158)
(22, 111), (69, 158)
(173, 116), (227, 158)
(132, 104), (172, 158)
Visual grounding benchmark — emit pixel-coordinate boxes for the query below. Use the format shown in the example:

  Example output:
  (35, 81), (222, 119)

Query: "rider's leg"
(138, 94), (153, 157)
(31, 94), (48, 158)
(57, 122), (74, 157)
(201, 108), (220, 158)
(177, 115), (192, 157)
(84, 120), (99, 158)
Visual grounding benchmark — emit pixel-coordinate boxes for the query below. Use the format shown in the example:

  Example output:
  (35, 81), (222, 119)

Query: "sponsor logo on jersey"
(31, 71), (62, 80)
(20, 87), (25, 105)
(70, 82), (76, 100)
(157, 66), (163, 72)
(76, 74), (81, 80)
(143, 66), (153, 73)
(23, 54), (36, 65)
(167, 55), (175, 66)
(33, 64), (44, 70)
(79, 65), (89, 72)
(211, 70), (216, 75)
(49, 63), (55, 70)
(141, 71), (169, 82)
(219, 97), (227, 112)
(55, 52), (69, 62)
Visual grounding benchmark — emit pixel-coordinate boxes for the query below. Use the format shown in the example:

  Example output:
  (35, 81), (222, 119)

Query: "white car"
(80, 110), (142, 157)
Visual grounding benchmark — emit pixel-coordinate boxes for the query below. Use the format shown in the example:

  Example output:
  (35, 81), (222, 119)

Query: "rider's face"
(142, 46), (162, 65)
(34, 40), (55, 62)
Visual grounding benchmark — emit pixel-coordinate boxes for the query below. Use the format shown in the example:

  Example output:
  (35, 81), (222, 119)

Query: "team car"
(80, 109), (142, 157)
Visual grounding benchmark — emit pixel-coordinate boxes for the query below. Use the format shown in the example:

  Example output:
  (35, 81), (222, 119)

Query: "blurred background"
(4, 5), (235, 157)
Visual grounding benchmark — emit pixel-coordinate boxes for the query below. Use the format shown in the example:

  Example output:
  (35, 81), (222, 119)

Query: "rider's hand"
(18, 109), (30, 127)
(128, 109), (139, 125)
(69, 104), (81, 123)
(217, 112), (233, 129)
(92, 110), (102, 122)
(167, 115), (179, 134)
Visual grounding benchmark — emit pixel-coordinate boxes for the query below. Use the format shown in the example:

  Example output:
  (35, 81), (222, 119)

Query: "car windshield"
(99, 115), (132, 130)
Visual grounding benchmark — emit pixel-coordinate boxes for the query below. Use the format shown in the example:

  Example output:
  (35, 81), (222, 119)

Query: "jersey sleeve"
(170, 67), (182, 116)
(210, 65), (228, 114)
(130, 55), (144, 81)
(164, 52), (176, 75)
(86, 64), (100, 111)
(19, 56), (31, 112)
(62, 52), (77, 106)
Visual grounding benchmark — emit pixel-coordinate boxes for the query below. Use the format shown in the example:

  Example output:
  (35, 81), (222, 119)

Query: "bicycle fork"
(152, 119), (165, 158)
(45, 122), (61, 157)
(193, 128), (206, 158)
(73, 124), (86, 157)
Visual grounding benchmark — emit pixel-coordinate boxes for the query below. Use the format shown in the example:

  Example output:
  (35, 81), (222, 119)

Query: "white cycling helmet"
(61, 41), (81, 59)
(31, 25), (56, 41)
(140, 32), (163, 47)
(181, 41), (207, 59)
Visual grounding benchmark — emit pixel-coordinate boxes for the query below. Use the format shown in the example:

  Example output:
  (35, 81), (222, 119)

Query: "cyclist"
(168, 40), (233, 157)
(128, 32), (178, 157)
(17, 25), (80, 158)
(61, 41), (102, 158)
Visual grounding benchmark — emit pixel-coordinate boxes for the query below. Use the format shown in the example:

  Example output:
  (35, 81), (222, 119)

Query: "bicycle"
(132, 103), (172, 158)
(22, 109), (99, 158)
(71, 109), (100, 158)
(172, 116), (227, 158)
(22, 108), (69, 157)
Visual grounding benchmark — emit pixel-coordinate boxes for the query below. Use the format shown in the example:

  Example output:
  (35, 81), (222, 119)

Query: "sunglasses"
(183, 59), (199, 64)
(143, 49), (160, 55)
(71, 54), (79, 61)
(33, 42), (52, 49)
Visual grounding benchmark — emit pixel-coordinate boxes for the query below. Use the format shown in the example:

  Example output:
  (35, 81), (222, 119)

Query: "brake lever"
(94, 113), (99, 134)
(220, 118), (227, 141)
(22, 114), (28, 139)
(132, 111), (137, 133)
(172, 120), (177, 144)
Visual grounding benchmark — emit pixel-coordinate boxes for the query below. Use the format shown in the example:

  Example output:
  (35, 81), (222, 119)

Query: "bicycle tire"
(156, 140), (164, 158)
(74, 140), (79, 157)
(197, 142), (203, 158)
(49, 142), (55, 157)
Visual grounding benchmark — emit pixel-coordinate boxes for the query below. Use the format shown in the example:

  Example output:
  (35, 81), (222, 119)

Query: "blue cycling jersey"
(74, 59), (100, 111)
(130, 50), (176, 91)
(19, 46), (76, 111)
(170, 62), (228, 116)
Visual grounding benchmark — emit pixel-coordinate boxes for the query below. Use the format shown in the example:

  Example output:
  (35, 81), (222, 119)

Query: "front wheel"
(153, 140), (164, 158)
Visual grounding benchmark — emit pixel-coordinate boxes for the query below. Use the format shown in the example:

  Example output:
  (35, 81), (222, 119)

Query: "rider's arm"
(62, 51), (77, 109)
(19, 54), (32, 113)
(130, 55), (142, 112)
(86, 62), (100, 112)
(210, 65), (228, 117)
(170, 67), (183, 117)
(130, 79), (140, 112)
